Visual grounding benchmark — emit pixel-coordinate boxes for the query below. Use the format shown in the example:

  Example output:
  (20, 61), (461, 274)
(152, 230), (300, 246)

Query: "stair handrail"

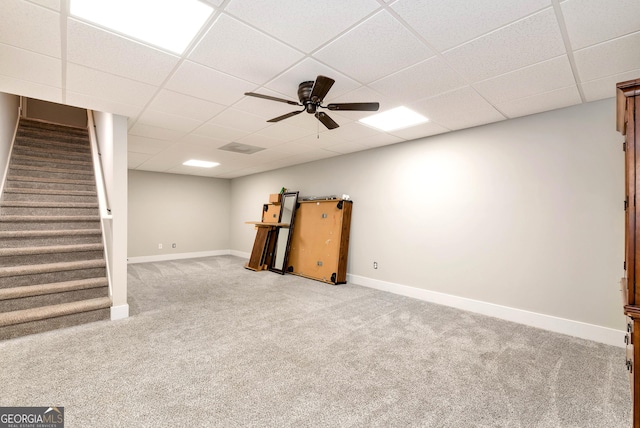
(86, 110), (114, 298)
(0, 101), (22, 199)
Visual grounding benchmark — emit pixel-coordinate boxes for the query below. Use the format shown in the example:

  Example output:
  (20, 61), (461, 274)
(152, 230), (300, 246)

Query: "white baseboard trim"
(127, 250), (232, 264)
(230, 250), (250, 259)
(110, 304), (129, 321)
(347, 274), (625, 348)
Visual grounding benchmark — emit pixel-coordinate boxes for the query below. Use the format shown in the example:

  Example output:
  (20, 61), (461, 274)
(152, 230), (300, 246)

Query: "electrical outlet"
(373, 261), (378, 269)
(158, 244), (163, 249)
(172, 243), (176, 248)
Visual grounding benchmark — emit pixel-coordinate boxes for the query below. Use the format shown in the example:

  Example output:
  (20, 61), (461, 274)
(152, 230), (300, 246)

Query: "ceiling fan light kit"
(244, 75), (380, 130)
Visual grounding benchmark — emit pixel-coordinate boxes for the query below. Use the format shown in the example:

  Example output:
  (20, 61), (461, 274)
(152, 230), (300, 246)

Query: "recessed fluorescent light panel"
(183, 160), (219, 168)
(359, 106), (428, 132)
(70, 0), (214, 54)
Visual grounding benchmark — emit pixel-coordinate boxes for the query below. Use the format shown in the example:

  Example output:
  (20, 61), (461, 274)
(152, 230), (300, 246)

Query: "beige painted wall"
(26, 98), (87, 128)
(0, 93), (19, 194)
(128, 170), (231, 257)
(230, 99), (625, 330)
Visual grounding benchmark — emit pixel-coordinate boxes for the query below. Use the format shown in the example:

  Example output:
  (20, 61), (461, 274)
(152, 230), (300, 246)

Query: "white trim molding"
(230, 250), (250, 259)
(127, 250), (232, 264)
(111, 304), (129, 320)
(347, 274), (625, 348)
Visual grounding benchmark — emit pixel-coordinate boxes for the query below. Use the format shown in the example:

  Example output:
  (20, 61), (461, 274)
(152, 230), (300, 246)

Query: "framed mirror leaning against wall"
(270, 191), (299, 274)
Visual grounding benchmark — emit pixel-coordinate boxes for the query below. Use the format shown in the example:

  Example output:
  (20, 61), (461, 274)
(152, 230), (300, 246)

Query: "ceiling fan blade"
(315, 112), (339, 130)
(310, 75), (335, 103)
(244, 92), (300, 106)
(326, 102), (380, 111)
(267, 109), (305, 123)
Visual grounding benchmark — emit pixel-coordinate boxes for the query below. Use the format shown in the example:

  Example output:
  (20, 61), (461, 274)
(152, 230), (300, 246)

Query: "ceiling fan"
(244, 75), (379, 130)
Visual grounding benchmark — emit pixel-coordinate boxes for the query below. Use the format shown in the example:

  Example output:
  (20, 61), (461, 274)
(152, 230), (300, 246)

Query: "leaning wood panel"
(288, 199), (352, 284)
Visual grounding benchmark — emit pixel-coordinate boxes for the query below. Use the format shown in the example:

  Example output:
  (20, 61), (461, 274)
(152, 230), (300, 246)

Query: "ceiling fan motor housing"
(298, 81), (317, 113)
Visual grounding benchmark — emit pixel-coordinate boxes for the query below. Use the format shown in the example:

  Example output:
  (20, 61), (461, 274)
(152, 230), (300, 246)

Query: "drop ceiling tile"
(293, 132), (350, 149)
(236, 133), (282, 149)
(208, 108), (270, 133)
(443, 8), (565, 82)
(352, 132), (405, 148)
(65, 92), (142, 118)
(189, 14), (303, 85)
(224, 0), (379, 52)
(232, 92), (300, 119)
(67, 19), (179, 86)
(128, 135), (174, 154)
(0, 75), (61, 103)
(326, 121), (380, 142)
(474, 56), (575, 104)
(128, 152), (152, 169)
(0, 0), (60, 57)
(561, 0), (640, 50)
(497, 85), (581, 118)
(387, 122), (450, 141)
(392, 0), (550, 51)
(410, 87), (506, 130)
(269, 142), (316, 156)
(314, 10), (434, 83)
(165, 61), (255, 106)
(370, 56), (467, 103)
(179, 134), (230, 149)
(129, 123), (186, 141)
(265, 58), (360, 101)
(147, 90), (225, 122)
(324, 141), (371, 155)
(27, 0), (60, 11)
(0, 43), (60, 86)
(136, 110), (204, 134)
(66, 63), (156, 107)
(255, 123), (316, 142)
(582, 69), (640, 102)
(192, 122), (249, 142)
(574, 32), (640, 82)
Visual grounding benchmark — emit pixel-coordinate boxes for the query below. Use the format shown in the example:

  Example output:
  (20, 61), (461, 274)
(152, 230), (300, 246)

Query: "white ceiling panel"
(224, 0), (380, 53)
(561, 0), (640, 50)
(0, 0), (637, 178)
(314, 10), (434, 83)
(443, 8), (565, 82)
(165, 61), (255, 106)
(497, 85), (581, 118)
(474, 56), (575, 104)
(0, 43), (60, 86)
(0, 0), (60, 57)
(0, 74), (61, 103)
(370, 57), (467, 103)
(147, 90), (225, 121)
(67, 19), (180, 86)
(574, 32), (640, 82)
(391, 0), (550, 51)
(189, 14), (303, 85)
(582, 69), (640, 102)
(66, 63), (156, 107)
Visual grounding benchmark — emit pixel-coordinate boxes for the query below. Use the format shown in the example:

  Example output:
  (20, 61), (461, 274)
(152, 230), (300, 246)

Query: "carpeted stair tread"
(0, 229), (101, 238)
(0, 259), (106, 278)
(11, 153), (92, 167)
(0, 297), (111, 327)
(3, 187), (97, 196)
(9, 164), (94, 177)
(0, 243), (103, 257)
(7, 175), (95, 186)
(0, 215), (98, 222)
(15, 139), (91, 154)
(0, 201), (98, 208)
(18, 118), (88, 132)
(0, 277), (108, 301)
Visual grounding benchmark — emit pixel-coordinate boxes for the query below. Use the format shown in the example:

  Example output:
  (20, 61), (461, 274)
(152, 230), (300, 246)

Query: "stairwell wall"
(0, 93), (20, 196)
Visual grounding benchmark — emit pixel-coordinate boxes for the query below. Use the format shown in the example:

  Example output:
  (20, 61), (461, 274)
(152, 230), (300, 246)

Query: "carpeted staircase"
(0, 118), (111, 340)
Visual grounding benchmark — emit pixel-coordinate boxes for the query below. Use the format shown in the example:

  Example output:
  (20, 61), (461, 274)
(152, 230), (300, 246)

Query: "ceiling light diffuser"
(183, 160), (220, 168)
(70, 0), (214, 54)
(359, 106), (428, 132)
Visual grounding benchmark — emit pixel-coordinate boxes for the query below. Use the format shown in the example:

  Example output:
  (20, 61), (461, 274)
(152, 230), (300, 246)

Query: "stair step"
(0, 229), (102, 239)
(0, 229), (102, 248)
(15, 139), (90, 154)
(0, 259), (106, 279)
(12, 147), (92, 162)
(9, 164), (94, 177)
(7, 175), (95, 186)
(0, 243), (103, 257)
(0, 215), (99, 223)
(11, 153), (92, 167)
(0, 296), (111, 328)
(0, 201), (100, 216)
(19, 118), (88, 134)
(0, 201), (98, 209)
(0, 277), (108, 301)
(3, 187), (97, 197)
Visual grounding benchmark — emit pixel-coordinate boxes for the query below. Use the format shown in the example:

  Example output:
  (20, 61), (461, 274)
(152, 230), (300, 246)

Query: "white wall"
(230, 99), (625, 334)
(128, 170), (231, 259)
(0, 93), (20, 195)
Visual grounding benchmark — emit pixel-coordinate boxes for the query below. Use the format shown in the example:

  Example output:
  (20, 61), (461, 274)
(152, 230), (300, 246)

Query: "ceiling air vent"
(217, 142), (265, 155)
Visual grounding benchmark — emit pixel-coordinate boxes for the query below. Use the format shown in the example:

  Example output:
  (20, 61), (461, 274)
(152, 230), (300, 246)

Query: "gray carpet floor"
(0, 255), (632, 427)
